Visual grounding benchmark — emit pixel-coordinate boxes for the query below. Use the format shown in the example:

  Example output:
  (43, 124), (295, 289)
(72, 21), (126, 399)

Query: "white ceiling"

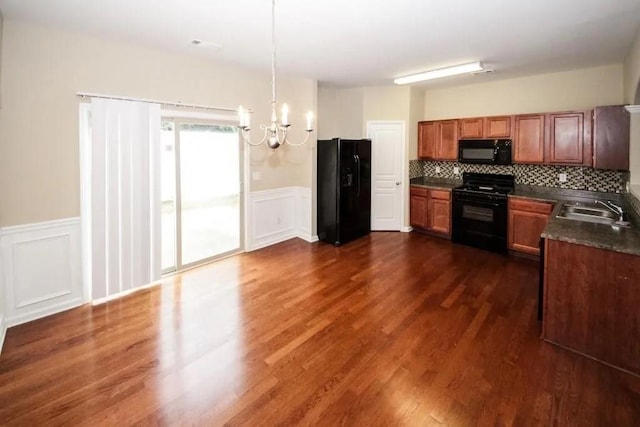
(1, 0), (639, 88)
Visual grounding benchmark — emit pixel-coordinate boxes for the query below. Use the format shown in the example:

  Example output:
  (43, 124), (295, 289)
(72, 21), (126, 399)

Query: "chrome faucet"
(596, 200), (625, 222)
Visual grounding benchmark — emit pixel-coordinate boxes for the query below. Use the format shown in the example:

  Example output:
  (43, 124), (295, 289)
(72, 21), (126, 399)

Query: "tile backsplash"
(409, 159), (629, 193)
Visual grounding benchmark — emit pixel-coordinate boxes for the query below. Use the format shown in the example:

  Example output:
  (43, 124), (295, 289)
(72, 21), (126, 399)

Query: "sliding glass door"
(161, 119), (241, 273)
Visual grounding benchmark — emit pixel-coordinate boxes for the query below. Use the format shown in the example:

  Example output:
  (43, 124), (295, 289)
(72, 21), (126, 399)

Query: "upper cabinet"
(459, 116), (512, 139)
(514, 114), (545, 164)
(437, 120), (458, 160)
(484, 116), (512, 138)
(593, 105), (630, 170)
(417, 106), (628, 170)
(418, 121), (437, 159)
(545, 110), (591, 166)
(459, 118), (484, 139)
(418, 120), (458, 160)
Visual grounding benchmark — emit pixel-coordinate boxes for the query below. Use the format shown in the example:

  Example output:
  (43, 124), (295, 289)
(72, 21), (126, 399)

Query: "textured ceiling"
(1, 0), (639, 87)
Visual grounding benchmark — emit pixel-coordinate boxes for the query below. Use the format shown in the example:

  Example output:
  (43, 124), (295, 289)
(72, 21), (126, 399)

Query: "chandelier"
(237, 0), (314, 149)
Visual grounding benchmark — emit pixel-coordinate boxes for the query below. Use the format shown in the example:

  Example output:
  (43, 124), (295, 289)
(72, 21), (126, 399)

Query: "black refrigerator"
(317, 138), (371, 246)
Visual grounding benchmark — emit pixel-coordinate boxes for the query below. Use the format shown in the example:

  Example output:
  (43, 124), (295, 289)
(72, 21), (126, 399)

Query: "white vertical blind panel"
(119, 102), (133, 293)
(106, 105), (121, 298)
(148, 105), (162, 282)
(90, 98), (161, 300)
(90, 99), (108, 300)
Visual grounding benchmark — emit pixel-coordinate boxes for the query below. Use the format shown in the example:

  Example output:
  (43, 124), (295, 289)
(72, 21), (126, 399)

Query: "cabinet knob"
(395, 181), (401, 186)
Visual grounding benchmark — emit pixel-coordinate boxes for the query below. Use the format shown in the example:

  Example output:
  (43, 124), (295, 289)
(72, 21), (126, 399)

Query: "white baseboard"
(247, 187), (315, 251)
(298, 234), (319, 243)
(1, 217), (83, 327)
(401, 226), (413, 232)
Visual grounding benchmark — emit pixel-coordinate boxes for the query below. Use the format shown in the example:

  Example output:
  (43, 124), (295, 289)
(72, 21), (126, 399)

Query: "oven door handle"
(456, 199), (503, 208)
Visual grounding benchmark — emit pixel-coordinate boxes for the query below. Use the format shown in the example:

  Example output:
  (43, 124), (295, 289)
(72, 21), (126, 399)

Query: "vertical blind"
(89, 98), (162, 300)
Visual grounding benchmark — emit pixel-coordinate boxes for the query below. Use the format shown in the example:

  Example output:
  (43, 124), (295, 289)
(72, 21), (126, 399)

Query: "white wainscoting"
(247, 186), (317, 251)
(0, 217), (83, 328)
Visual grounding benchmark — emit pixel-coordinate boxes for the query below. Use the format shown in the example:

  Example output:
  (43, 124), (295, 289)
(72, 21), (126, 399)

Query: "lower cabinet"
(410, 187), (451, 236)
(542, 240), (640, 376)
(410, 190), (428, 229)
(508, 198), (554, 255)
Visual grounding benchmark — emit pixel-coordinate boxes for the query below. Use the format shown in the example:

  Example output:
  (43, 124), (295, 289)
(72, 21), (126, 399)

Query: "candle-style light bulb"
(306, 111), (313, 131)
(281, 104), (289, 125)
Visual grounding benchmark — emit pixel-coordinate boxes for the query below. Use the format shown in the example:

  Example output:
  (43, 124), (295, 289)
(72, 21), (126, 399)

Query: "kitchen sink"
(556, 202), (629, 226)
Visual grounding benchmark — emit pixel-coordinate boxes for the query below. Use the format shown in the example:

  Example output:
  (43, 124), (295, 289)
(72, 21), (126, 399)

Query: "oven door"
(452, 193), (508, 253)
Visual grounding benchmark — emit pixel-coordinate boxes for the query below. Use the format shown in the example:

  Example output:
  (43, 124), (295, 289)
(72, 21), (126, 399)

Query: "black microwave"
(458, 139), (512, 165)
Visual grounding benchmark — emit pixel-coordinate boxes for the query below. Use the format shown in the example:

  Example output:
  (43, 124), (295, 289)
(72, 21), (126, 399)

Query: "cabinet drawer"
(429, 189), (451, 201)
(410, 186), (428, 197)
(509, 198), (553, 215)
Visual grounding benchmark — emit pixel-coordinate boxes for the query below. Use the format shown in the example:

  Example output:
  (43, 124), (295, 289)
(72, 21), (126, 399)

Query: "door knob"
(395, 181), (401, 186)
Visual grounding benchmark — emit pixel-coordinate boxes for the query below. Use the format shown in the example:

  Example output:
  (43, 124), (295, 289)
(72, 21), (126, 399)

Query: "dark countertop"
(542, 203), (640, 256)
(518, 188), (640, 257)
(411, 177), (640, 256)
(409, 177), (460, 190)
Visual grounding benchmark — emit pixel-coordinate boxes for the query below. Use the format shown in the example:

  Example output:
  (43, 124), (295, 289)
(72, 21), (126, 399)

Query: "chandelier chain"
(237, 0), (313, 149)
(271, 0), (276, 104)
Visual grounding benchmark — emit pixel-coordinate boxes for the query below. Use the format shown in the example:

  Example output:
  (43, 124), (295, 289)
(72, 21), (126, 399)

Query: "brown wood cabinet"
(410, 187), (451, 236)
(409, 187), (428, 229)
(484, 116), (512, 138)
(508, 198), (553, 255)
(418, 120), (458, 160)
(459, 116), (512, 139)
(593, 105), (630, 170)
(543, 239), (640, 376)
(428, 190), (451, 235)
(437, 120), (458, 160)
(459, 118), (484, 139)
(545, 110), (592, 166)
(513, 114), (545, 164)
(418, 122), (436, 159)
(418, 106), (630, 170)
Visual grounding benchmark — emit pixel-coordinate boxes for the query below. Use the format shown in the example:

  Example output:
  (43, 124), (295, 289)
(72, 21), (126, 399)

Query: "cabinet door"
(484, 116), (512, 138)
(459, 118), (483, 139)
(546, 111), (587, 165)
(593, 105), (630, 170)
(508, 199), (553, 255)
(428, 198), (451, 235)
(418, 122), (436, 159)
(437, 120), (458, 160)
(410, 195), (428, 229)
(514, 114), (545, 164)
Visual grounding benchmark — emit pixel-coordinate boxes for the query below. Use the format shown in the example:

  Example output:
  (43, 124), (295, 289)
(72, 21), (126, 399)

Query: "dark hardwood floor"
(1, 232), (639, 426)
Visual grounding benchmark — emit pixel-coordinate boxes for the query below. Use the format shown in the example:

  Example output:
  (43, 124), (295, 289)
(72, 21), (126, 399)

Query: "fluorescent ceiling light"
(394, 62), (483, 85)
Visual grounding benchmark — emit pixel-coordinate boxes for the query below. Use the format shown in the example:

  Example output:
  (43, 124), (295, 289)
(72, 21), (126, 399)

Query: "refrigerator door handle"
(354, 154), (361, 196)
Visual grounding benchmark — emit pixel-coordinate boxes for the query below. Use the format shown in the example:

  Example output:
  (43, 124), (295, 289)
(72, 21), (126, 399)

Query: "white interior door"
(367, 122), (404, 231)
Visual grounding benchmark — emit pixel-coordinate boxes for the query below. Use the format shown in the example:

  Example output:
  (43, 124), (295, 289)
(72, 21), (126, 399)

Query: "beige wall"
(0, 20), (316, 226)
(362, 86), (410, 123)
(423, 64), (624, 119)
(624, 26), (640, 104)
(317, 86), (364, 140)
(0, 9), (3, 108)
(409, 87), (425, 161)
(624, 27), (640, 187)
